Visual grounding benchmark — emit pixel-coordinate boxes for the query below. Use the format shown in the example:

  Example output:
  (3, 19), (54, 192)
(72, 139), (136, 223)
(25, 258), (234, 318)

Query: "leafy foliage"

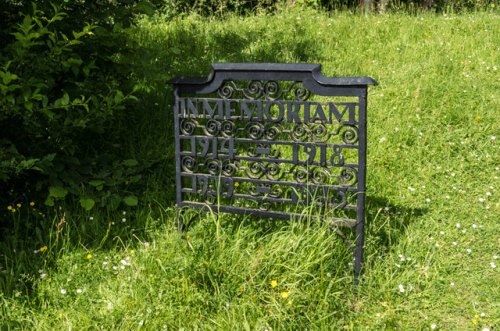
(0, 2), (156, 211)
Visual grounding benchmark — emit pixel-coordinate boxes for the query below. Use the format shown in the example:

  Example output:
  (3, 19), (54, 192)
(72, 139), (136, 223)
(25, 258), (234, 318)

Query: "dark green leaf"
(49, 186), (68, 198)
(123, 195), (138, 206)
(80, 197), (95, 211)
(122, 159), (138, 167)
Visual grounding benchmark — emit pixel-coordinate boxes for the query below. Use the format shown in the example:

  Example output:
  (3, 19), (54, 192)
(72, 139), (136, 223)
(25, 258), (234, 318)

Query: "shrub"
(0, 2), (150, 211)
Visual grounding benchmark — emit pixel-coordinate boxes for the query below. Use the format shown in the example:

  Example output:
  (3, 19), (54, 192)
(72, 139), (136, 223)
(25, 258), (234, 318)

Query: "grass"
(1, 8), (499, 330)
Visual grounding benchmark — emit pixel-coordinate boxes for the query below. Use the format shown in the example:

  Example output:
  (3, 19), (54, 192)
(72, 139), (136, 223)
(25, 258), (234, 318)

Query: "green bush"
(0, 2), (150, 211)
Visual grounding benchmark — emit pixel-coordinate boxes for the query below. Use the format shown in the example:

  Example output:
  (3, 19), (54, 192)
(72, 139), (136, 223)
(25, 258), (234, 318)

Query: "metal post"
(354, 89), (368, 283)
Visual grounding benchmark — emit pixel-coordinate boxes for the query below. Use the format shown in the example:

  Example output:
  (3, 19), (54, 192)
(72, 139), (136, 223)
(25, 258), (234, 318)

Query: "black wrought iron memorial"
(169, 63), (376, 278)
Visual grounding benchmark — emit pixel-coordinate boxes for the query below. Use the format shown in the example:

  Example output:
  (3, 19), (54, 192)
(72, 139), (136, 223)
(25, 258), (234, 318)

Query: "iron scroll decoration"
(168, 63), (377, 279)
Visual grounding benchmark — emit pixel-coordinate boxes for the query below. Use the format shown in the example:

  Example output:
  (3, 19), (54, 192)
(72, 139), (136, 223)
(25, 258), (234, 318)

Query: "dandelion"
(16, 203), (21, 208)
(60, 289), (67, 295)
(129, 249), (135, 255)
(398, 284), (405, 293)
(270, 280), (278, 288)
(30, 202), (35, 207)
(39, 246), (48, 253)
(7, 205), (13, 211)
(280, 291), (290, 299)
(86, 253), (93, 260)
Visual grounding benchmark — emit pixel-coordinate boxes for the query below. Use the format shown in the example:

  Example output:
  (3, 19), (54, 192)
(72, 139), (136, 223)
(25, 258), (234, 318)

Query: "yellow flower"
(129, 249), (136, 255)
(39, 246), (48, 253)
(16, 203), (21, 208)
(280, 291), (290, 299)
(11, 208), (16, 213)
(270, 280), (278, 288)
(475, 115), (481, 121)
(30, 202), (35, 207)
(86, 253), (93, 260)
(7, 205), (13, 211)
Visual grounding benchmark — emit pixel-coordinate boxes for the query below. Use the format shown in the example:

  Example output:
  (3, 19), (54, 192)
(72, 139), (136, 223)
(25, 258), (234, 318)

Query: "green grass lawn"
(1, 9), (499, 330)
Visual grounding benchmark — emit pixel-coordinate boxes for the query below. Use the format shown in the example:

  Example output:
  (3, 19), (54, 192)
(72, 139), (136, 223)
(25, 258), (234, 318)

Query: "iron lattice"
(169, 63), (376, 278)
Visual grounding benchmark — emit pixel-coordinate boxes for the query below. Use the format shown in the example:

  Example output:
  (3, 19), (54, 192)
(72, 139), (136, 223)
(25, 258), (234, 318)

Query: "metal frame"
(169, 63), (376, 278)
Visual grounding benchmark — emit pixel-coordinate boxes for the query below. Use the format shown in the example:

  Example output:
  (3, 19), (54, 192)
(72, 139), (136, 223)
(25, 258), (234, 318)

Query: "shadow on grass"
(364, 195), (428, 256)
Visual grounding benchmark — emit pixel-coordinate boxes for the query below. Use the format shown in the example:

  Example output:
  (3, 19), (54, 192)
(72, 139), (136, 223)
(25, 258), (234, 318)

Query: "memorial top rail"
(169, 63), (377, 94)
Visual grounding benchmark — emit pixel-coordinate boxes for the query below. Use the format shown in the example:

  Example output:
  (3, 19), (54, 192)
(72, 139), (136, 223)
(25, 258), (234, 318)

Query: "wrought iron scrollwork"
(218, 80), (311, 101)
(181, 119), (197, 135)
(178, 77), (364, 218)
(204, 119), (221, 136)
(247, 123), (265, 140)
